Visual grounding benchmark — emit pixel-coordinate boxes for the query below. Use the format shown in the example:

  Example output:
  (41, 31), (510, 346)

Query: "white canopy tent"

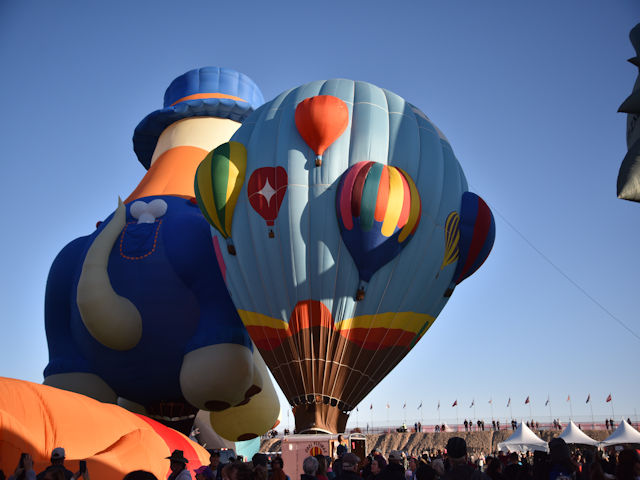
(498, 422), (549, 452)
(600, 420), (640, 446)
(558, 421), (599, 446)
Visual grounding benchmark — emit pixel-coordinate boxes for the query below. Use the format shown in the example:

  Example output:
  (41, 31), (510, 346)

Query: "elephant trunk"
(76, 198), (142, 350)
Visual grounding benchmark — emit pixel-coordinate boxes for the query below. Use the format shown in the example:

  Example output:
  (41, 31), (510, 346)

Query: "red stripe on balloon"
(374, 165), (390, 222)
(134, 414), (202, 469)
(459, 198), (491, 280)
(246, 326), (290, 350)
(339, 162), (369, 230)
(351, 162), (373, 218)
(289, 300), (333, 334)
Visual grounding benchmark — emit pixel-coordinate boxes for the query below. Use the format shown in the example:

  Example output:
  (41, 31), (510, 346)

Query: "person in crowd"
(314, 456), (330, 480)
(302, 457), (319, 480)
(442, 437), (489, 480)
(271, 457), (290, 480)
(203, 450), (222, 480)
(334, 446), (348, 478)
(195, 467), (214, 480)
(548, 438), (576, 480)
(415, 457), (436, 480)
(335, 453), (361, 480)
(485, 458), (505, 480)
(369, 455), (387, 480)
(406, 458), (418, 480)
(361, 456), (373, 480)
(464, 421), (469, 432)
(496, 422), (500, 431)
(327, 457), (336, 480)
(377, 451), (405, 480)
(166, 450), (191, 480)
(9, 453), (36, 480)
(503, 453), (521, 480)
(615, 449), (639, 480)
(36, 448), (74, 480)
(123, 472), (158, 480)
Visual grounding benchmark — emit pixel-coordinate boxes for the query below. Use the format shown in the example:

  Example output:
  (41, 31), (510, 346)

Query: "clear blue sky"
(1, 1), (638, 431)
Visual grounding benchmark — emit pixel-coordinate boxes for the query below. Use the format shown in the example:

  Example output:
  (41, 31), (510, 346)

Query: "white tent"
(498, 422), (549, 452)
(558, 421), (599, 446)
(600, 420), (640, 446)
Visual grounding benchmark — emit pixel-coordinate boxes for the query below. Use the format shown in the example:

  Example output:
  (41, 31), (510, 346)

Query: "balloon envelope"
(199, 79), (493, 433)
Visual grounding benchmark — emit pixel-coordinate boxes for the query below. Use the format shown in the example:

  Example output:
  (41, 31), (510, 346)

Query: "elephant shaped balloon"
(43, 67), (279, 441)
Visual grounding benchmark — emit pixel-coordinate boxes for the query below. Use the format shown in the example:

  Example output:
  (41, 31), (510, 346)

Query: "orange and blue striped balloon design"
(336, 161), (421, 282)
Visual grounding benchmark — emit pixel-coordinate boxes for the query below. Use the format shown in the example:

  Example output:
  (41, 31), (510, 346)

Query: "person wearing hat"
(166, 450), (191, 480)
(333, 445), (349, 478)
(36, 448), (74, 480)
(442, 438), (488, 480)
(335, 453), (361, 480)
(377, 451), (405, 480)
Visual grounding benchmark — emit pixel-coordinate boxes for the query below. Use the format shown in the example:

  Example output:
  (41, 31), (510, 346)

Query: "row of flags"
(364, 394), (613, 410)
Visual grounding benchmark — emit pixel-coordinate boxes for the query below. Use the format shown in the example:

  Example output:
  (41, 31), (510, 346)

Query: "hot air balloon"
(196, 79), (494, 434)
(444, 192), (495, 296)
(247, 166), (288, 237)
(195, 141), (247, 254)
(336, 161), (421, 300)
(295, 95), (349, 166)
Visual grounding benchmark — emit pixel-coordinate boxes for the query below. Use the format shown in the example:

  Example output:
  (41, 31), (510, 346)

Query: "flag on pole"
(437, 401), (440, 410)
(545, 396), (549, 406)
(525, 396), (530, 405)
(567, 395), (571, 402)
(370, 404), (373, 410)
(488, 398), (492, 404)
(356, 407), (359, 412)
(469, 399), (475, 408)
(507, 398), (511, 407)
(452, 400), (458, 407)
(386, 403), (390, 409)
(606, 394), (612, 402)
(586, 394), (590, 403)
(418, 402), (423, 409)
(403, 402), (406, 409)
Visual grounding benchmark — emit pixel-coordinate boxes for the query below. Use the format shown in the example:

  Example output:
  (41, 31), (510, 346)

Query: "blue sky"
(1, 1), (638, 431)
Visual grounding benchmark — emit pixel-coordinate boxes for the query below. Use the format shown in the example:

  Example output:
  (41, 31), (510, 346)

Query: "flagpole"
(490, 398), (494, 422)
(356, 407), (359, 429)
(589, 402), (594, 428)
(473, 401), (477, 426)
(438, 402), (441, 427)
(456, 404), (460, 432)
(610, 397), (615, 419)
(569, 397), (574, 420)
(529, 401), (532, 420)
(509, 401), (513, 421)
(548, 398), (553, 426)
(371, 406), (373, 432)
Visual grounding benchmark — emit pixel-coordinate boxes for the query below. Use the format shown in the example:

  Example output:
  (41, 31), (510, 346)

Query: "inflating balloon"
(43, 67), (279, 437)
(0, 377), (209, 480)
(195, 141), (247, 253)
(445, 192), (495, 296)
(247, 167), (288, 238)
(336, 161), (421, 300)
(295, 95), (349, 166)
(197, 79), (495, 434)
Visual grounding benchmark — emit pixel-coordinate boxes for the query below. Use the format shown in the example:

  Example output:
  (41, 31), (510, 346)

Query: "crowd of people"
(285, 437), (639, 480)
(3, 435), (639, 480)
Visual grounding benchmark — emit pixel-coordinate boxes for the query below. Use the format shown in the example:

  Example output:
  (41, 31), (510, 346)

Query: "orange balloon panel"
(0, 377), (209, 479)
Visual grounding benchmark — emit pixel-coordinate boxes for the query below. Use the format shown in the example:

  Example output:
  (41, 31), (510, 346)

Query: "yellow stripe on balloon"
(380, 167), (405, 237)
(398, 168), (421, 243)
(335, 311), (434, 334)
(238, 310), (289, 330)
(196, 155), (224, 235)
(224, 142), (247, 236)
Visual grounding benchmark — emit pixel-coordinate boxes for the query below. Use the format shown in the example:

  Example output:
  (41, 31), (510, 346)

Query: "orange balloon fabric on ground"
(0, 377), (209, 479)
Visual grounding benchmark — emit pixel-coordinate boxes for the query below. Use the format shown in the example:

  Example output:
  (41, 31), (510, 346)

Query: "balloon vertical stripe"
(224, 142), (247, 234)
(195, 156), (224, 235)
(398, 168), (421, 242)
(441, 211), (460, 269)
(360, 163), (383, 232)
(338, 161), (369, 230)
(374, 166), (390, 222)
(380, 167), (404, 237)
(211, 143), (231, 234)
(351, 162), (373, 217)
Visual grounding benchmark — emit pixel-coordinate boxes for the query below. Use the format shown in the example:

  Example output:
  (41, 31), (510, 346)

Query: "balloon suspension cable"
(315, 155), (323, 167)
(355, 279), (368, 302)
(226, 237), (237, 255)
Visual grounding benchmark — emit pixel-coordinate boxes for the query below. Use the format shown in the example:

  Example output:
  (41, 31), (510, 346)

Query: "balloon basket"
(355, 288), (365, 301)
(315, 156), (322, 167)
(226, 238), (237, 255)
(268, 229), (275, 238)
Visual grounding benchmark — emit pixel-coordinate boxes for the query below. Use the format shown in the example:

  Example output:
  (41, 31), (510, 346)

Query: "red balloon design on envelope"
(247, 167), (288, 231)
